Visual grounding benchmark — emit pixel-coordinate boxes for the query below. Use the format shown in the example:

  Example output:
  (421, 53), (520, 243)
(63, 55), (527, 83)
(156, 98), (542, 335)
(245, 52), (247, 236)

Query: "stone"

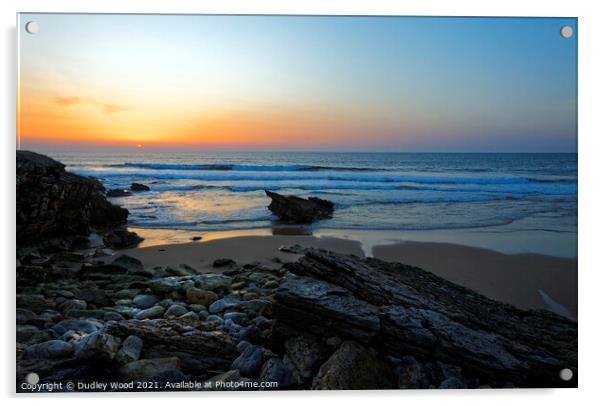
(179, 311), (200, 321)
(103, 311), (126, 321)
(57, 299), (87, 314)
(284, 335), (330, 383)
(112, 255), (145, 274)
(16, 308), (38, 325)
(135, 305), (165, 320)
(132, 294), (160, 309)
(260, 357), (296, 389)
(164, 304), (188, 318)
(396, 356), (428, 389)
(16, 294), (54, 313)
(224, 312), (249, 325)
(185, 287), (218, 306)
(274, 249), (578, 388)
(16, 150), (128, 246)
(130, 183), (150, 192)
(52, 319), (102, 335)
(312, 341), (396, 390)
(74, 332), (121, 361)
(119, 357), (181, 380)
(116, 335), (144, 366)
(231, 345), (265, 378)
(213, 258), (236, 268)
(74, 288), (112, 307)
(209, 297), (241, 314)
(106, 189), (132, 197)
(103, 227), (143, 249)
(278, 244), (307, 254)
(22, 340), (74, 359)
(265, 190), (334, 223)
(193, 274), (232, 291)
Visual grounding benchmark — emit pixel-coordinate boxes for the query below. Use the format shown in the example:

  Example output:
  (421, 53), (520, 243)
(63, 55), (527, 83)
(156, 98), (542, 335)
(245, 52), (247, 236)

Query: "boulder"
(16, 150), (128, 245)
(265, 190), (334, 223)
(106, 189), (132, 197)
(132, 294), (160, 309)
(130, 183), (150, 192)
(103, 227), (143, 249)
(22, 340), (74, 359)
(283, 334), (330, 383)
(135, 305), (165, 320)
(74, 332), (121, 361)
(116, 335), (144, 366)
(274, 249), (578, 388)
(209, 297), (241, 314)
(185, 287), (218, 306)
(119, 357), (181, 380)
(231, 345), (265, 378)
(312, 341), (396, 390)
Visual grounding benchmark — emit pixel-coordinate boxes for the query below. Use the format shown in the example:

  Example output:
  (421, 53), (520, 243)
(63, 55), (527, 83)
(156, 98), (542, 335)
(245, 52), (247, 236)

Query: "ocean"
(50, 152), (577, 243)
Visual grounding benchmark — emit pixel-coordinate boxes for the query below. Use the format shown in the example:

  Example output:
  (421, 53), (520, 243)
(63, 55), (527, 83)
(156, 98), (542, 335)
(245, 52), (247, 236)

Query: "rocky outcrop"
(16, 151), (130, 246)
(273, 249), (577, 388)
(265, 190), (334, 223)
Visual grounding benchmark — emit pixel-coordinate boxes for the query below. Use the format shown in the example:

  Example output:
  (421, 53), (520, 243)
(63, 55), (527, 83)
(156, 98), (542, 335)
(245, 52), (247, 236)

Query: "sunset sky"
(18, 14), (577, 152)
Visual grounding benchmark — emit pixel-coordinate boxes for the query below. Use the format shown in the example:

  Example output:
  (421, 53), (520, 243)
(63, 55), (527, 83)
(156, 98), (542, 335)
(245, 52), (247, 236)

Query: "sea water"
(50, 151), (577, 253)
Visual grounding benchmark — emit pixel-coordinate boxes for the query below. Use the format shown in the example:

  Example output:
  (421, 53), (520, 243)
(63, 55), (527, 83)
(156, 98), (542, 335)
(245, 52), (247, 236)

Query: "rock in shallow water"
(265, 190), (334, 223)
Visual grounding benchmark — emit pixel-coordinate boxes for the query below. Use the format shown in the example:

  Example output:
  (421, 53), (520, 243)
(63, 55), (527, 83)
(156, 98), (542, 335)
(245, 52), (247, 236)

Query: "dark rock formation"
(17, 151), (129, 246)
(265, 190), (334, 223)
(130, 183), (150, 192)
(107, 189), (132, 197)
(273, 249), (577, 388)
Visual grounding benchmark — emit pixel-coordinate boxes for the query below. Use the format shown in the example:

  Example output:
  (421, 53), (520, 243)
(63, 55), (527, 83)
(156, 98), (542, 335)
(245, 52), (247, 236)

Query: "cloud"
(54, 96), (86, 107)
(102, 103), (129, 115)
(53, 96), (129, 115)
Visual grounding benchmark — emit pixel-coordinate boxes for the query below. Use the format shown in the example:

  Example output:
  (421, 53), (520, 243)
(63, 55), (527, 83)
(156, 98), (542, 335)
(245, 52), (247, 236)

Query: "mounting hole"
(560, 25), (573, 39)
(559, 368), (573, 381)
(25, 21), (39, 34)
(25, 372), (39, 385)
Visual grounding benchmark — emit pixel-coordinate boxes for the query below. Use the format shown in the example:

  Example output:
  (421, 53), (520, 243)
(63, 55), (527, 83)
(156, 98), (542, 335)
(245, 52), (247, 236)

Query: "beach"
(117, 230), (577, 320)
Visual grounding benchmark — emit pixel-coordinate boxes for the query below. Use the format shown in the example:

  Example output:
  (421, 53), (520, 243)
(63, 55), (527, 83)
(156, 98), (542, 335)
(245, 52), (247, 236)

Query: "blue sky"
(19, 14), (577, 152)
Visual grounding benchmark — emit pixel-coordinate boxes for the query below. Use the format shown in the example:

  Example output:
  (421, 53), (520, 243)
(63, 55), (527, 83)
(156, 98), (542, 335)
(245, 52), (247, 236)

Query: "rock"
(265, 190), (334, 223)
(206, 315), (224, 324)
(179, 311), (200, 321)
(278, 244), (307, 254)
(135, 305), (165, 320)
(260, 357), (296, 389)
(112, 255), (145, 274)
(164, 304), (188, 318)
(274, 249), (578, 388)
(57, 299), (87, 314)
(52, 319), (102, 335)
(103, 227), (143, 249)
(16, 294), (54, 312)
(22, 340), (74, 359)
(74, 332), (121, 361)
(193, 274), (232, 291)
(185, 287), (218, 306)
(16, 150), (128, 246)
(74, 288), (112, 307)
(396, 356), (428, 389)
(132, 294), (160, 309)
(103, 311), (126, 321)
(148, 277), (194, 295)
(209, 297), (241, 314)
(191, 236), (202, 241)
(119, 357), (181, 380)
(224, 312), (249, 325)
(116, 335), (143, 366)
(213, 258), (236, 268)
(106, 189), (132, 197)
(284, 335), (330, 383)
(130, 183), (150, 192)
(263, 280), (279, 289)
(17, 325), (42, 342)
(16, 308), (38, 325)
(312, 341), (396, 390)
(439, 377), (467, 389)
(231, 345), (265, 378)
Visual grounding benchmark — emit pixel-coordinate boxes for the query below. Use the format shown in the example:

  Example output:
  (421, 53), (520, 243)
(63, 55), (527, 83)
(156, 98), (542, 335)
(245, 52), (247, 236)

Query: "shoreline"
(115, 232), (577, 319)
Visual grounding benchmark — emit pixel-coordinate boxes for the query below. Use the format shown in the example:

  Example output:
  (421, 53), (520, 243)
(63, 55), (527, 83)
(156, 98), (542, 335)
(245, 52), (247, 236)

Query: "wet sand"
(116, 235), (577, 320)
(373, 241), (577, 319)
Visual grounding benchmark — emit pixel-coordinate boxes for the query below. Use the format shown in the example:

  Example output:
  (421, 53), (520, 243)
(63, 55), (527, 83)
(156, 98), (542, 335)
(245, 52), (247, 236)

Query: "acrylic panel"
(16, 13), (577, 392)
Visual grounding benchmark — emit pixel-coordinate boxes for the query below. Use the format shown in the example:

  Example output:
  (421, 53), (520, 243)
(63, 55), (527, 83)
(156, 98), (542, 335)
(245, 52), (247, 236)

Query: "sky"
(17, 14), (577, 152)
